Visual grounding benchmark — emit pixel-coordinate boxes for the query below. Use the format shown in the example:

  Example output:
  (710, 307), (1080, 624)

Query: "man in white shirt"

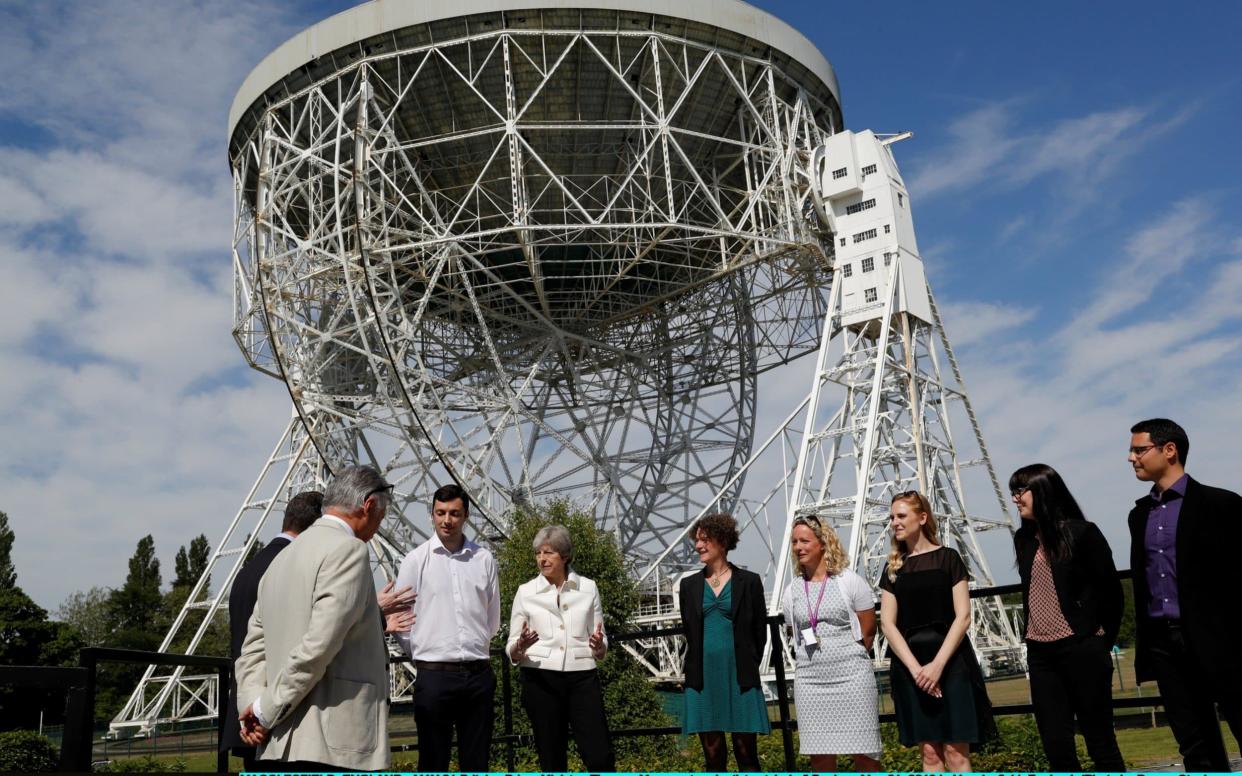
(396, 483), (500, 772)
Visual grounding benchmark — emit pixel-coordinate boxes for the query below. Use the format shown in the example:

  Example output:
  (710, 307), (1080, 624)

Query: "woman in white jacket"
(507, 524), (614, 771)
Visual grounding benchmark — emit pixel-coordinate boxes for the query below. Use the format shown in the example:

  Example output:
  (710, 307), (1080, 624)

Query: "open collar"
(429, 531), (478, 558)
(535, 569), (581, 594)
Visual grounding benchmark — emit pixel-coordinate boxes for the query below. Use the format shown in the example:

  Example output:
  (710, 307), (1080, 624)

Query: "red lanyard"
(803, 577), (828, 630)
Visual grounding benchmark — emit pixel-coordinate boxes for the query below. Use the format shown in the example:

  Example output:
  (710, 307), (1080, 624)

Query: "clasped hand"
(238, 703), (270, 747)
(911, 659), (944, 698)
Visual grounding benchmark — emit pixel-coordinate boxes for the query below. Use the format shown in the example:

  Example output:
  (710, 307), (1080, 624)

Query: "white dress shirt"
(506, 570), (608, 672)
(395, 532), (500, 661)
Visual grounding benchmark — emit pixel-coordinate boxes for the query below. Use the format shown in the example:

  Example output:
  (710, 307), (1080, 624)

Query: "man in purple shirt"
(1126, 418), (1242, 770)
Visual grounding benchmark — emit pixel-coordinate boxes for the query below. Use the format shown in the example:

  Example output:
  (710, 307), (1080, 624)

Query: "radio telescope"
(112, 0), (1019, 733)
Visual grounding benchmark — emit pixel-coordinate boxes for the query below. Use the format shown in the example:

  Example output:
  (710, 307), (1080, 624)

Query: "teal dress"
(682, 580), (771, 733)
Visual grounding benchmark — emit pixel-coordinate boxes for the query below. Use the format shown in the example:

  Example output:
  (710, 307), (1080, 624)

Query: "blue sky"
(2, 1), (1240, 610)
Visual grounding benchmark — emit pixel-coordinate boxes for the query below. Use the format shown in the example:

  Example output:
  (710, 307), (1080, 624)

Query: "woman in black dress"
(879, 491), (993, 772)
(1011, 463), (1125, 770)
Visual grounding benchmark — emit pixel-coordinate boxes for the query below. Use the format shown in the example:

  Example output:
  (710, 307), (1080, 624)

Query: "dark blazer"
(220, 535), (291, 754)
(679, 564), (767, 693)
(1127, 476), (1242, 686)
(1014, 519), (1123, 645)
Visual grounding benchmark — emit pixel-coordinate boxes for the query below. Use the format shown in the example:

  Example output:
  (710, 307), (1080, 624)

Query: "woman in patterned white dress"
(782, 515), (881, 771)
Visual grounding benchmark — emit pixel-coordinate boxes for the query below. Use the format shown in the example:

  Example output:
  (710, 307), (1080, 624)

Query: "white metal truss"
(118, 14), (842, 730)
(119, 12), (1022, 730)
(769, 130), (1021, 668)
(228, 26), (839, 568)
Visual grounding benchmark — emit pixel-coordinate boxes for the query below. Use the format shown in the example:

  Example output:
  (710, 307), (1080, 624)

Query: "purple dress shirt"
(1144, 473), (1188, 619)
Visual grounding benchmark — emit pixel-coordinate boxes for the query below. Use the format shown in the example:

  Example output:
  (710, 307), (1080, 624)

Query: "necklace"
(706, 567), (731, 589)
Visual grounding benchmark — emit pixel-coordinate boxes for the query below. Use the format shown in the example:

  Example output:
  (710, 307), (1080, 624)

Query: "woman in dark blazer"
(679, 513), (769, 771)
(1011, 463), (1125, 771)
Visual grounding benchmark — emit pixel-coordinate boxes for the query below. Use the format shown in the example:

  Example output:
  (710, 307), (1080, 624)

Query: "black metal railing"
(11, 568), (1151, 773)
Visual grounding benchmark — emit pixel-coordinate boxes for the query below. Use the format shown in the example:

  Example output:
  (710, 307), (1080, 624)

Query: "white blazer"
(506, 570), (608, 671)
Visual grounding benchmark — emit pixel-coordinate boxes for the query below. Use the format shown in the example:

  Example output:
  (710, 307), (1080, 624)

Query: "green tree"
(0, 511), (15, 589)
(55, 587), (113, 648)
(172, 534), (210, 592)
(244, 535), (265, 565)
(0, 513), (81, 730)
(489, 500), (675, 770)
(108, 535), (162, 639)
(94, 536), (165, 722)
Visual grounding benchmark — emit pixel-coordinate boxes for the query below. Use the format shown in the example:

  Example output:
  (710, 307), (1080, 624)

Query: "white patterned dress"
(782, 569), (881, 756)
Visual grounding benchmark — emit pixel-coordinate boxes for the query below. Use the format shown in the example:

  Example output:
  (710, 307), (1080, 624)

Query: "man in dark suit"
(220, 491), (323, 771)
(1127, 417), (1242, 770)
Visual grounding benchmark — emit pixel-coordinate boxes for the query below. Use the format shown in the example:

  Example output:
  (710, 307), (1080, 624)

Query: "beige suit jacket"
(235, 518), (389, 770)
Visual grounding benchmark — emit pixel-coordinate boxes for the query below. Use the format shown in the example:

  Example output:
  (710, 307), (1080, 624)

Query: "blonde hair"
(886, 491), (940, 582)
(790, 516), (849, 578)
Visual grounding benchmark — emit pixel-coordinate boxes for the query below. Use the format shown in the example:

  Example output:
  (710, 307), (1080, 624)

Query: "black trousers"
(413, 664), (496, 772)
(1146, 621), (1242, 771)
(230, 746), (257, 772)
(1027, 634), (1124, 770)
(519, 667), (615, 772)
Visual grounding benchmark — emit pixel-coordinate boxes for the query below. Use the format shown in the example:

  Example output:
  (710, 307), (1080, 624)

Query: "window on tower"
(862, 163), (878, 176)
(865, 287), (878, 303)
(853, 228), (877, 244)
(842, 263), (853, 278)
(832, 167), (848, 180)
(845, 198), (876, 215)
(861, 257), (875, 273)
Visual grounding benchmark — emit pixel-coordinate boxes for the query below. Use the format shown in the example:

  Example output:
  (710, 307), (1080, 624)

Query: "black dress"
(879, 547), (994, 746)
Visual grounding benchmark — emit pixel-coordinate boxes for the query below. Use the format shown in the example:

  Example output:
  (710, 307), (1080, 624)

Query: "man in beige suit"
(235, 465), (392, 772)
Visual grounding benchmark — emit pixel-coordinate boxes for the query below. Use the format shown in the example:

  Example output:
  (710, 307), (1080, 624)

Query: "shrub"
(94, 754), (187, 772)
(0, 730), (58, 772)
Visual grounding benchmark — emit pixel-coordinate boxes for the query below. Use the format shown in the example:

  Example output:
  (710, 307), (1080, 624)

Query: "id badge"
(800, 626), (818, 646)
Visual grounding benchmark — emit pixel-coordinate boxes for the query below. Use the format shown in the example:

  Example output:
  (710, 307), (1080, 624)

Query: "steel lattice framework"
(226, 7), (841, 571)
(112, 2), (1022, 733)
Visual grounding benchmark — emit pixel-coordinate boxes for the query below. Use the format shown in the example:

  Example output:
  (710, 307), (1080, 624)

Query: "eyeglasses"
(1010, 486), (1030, 500)
(794, 515), (823, 527)
(895, 490), (921, 499)
(365, 484), (395, 501)
(1128, 444), (1162, 457)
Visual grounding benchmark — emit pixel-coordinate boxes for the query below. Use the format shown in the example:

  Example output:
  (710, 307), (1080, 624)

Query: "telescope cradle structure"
(111, 0), (1019, 733)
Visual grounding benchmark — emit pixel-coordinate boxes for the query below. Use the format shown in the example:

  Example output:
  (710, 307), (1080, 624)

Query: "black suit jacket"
(1127, 476), (1242, 686)
(679, 564), (767, 693)
(220, 536), (291, 753)
(1014, 519), (1122, 645)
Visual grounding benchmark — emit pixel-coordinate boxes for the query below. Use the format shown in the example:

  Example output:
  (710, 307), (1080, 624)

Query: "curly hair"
(790, 516), (849, 578)
(691, 513), (740, 551)
(886, 490), (940, 583)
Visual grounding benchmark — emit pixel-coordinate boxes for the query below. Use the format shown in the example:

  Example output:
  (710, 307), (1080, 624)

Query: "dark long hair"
(1008, 463), (1086, 564)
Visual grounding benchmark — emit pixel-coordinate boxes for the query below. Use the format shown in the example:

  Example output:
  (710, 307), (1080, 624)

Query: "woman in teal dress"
(678, 513), (770, 771)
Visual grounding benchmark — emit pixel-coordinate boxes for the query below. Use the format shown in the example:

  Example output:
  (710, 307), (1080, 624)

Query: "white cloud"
(939, 300), (1038, 350)
(908, 103), (1020, 198)
(944, 200), (1242, 569)
(908, 101), (1191, 203)
(0, 1), (312, 609)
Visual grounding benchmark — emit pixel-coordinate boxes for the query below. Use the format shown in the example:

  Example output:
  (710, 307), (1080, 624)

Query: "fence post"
(76, 649), (98, 772)
(60, 683), (88, 772)
(768, 616), (795, 771)
(217, 663), (230, 773)
(502, 656), (515, 771)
